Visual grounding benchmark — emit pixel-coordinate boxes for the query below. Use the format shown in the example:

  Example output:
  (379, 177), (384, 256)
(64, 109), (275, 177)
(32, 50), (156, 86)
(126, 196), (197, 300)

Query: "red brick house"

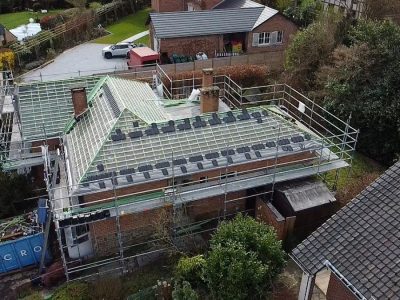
(151, 0), (224, 12)
(149, 5), (298, 60)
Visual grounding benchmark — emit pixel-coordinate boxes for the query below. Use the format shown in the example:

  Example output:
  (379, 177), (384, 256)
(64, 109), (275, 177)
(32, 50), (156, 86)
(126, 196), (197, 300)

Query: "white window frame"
(252, 31), (284, 47)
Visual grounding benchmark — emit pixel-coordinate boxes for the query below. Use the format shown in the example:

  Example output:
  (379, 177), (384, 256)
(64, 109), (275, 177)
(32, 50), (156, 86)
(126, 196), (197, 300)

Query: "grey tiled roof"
(292, 162), (400, 299)
(150, 7), (278, 39)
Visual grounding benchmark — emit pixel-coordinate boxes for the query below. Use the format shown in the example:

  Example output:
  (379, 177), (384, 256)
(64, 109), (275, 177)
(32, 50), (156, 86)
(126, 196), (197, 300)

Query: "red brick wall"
(83, 151), (316, 206)
(326, 273), (357, 300)
(255, 198), (295, 240)
(89, 191), (246, 257)
(152, 0), (222, 12)
(203, 0), (223, 9)
(247, 14), (298, 54)
(89, 206), (172, 257)
(152, 0), (185, 12)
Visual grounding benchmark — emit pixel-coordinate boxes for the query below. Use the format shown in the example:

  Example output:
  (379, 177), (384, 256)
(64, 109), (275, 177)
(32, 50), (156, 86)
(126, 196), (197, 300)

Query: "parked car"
(102, 42), (136, 59)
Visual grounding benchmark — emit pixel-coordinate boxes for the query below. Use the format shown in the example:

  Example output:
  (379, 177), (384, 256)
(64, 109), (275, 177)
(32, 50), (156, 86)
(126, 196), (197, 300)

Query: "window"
(71, 224), (89, 245)
(277, 31), (283, 43)
(253, 31), (283, 47)
(258, 32), (270, 45)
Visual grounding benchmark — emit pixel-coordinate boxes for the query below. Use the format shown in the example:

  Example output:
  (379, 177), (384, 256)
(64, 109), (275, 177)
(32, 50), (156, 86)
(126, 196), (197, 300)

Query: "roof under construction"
(17, 76), (101, 142)
(64, 78), (324, 192)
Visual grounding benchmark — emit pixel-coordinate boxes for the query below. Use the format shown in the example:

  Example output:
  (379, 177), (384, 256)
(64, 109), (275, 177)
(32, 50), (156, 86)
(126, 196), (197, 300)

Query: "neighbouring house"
(292, 162), (399, 300)
(151, 0), (224, 12)
(322, 0), (365, 18)
(149, 5), (298, 62)
(0, 24), (18, 46)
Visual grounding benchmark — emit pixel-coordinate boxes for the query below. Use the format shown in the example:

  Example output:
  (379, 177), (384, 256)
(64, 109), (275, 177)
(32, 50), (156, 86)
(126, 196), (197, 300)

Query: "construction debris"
(0, 211), (40, 242)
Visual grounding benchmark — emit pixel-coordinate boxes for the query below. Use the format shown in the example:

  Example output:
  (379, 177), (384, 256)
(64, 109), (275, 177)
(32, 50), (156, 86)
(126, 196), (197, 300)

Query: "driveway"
(21, 43), (129, 82)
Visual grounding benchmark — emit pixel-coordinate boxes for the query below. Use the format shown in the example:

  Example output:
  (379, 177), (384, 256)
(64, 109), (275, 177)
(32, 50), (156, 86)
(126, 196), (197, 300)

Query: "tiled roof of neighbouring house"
(292, 162), (400, 299)
(150, 6), (278, 39)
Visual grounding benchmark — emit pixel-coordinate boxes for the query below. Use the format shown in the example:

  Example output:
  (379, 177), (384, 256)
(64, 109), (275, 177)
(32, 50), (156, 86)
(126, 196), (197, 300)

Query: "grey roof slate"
(214, 0), (263, 9)
(150, 6), (278, 39)
(292, 162), (400, 299)
(275, 179), (336, 212)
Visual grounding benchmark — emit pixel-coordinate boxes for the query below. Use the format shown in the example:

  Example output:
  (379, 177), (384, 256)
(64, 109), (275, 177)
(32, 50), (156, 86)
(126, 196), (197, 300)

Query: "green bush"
(172, 281), (199, 300)
(51, 282), (90, 300)
(174, 255), (205, 285)
(89, 2), (102, 9)
(203, 241), (268, 300)
(319, 20), (400, 164)
(203, 214), (286, 300)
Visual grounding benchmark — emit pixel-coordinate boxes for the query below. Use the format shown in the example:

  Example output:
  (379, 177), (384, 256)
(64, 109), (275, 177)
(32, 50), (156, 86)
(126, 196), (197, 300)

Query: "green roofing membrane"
(71, 191), (165, 215)
(18, 76), (102, 141)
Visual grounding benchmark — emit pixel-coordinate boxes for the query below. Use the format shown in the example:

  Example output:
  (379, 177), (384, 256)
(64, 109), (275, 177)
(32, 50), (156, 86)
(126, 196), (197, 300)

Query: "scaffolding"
(43, 72), (357, 281)
(1, 66), (358, 281)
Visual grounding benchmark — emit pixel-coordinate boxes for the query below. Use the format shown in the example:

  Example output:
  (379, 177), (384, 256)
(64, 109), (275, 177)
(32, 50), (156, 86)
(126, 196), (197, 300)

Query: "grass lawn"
(0, 10), (63, 29)
(95, 8), (151, 44)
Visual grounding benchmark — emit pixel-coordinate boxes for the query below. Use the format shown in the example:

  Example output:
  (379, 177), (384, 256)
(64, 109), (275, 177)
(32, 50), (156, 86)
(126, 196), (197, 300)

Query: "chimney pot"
(70, 84), (88, 119)
(202, 68), (214, 88)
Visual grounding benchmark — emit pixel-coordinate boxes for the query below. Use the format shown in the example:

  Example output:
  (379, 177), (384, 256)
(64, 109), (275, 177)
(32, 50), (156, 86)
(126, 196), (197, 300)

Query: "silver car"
(102, 42), (136, 59)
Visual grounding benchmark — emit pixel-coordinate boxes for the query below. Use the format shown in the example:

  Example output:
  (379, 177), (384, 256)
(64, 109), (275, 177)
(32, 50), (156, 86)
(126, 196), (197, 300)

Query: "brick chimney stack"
(70, 84), (88, 119)
(200, 68), (219, 113)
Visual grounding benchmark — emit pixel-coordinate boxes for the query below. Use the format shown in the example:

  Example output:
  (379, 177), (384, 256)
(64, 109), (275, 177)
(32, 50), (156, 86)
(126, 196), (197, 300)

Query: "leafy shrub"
(203, 241), (268, 300)
(203, 214), (286, 300)
(174, 255), (205, 285)
(219, 64), (269, 87)
(0, 49), (15, 70)
(172, 281), (199, 300)
(51, 282), (90, 300)
(89, 2), (102, 9)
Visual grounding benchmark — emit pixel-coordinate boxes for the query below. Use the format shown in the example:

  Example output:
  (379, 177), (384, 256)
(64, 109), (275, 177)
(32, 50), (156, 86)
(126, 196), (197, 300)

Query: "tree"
(284, 10), (347, 90)
(0, 169), (33, 219)
(317, 20), (400, 164)
(202, 214), (285, 300)
(284, 0), (323, 27)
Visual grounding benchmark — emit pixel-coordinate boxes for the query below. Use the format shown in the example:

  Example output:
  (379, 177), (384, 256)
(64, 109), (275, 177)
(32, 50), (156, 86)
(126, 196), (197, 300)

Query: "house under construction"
(0, 66), (358, 281)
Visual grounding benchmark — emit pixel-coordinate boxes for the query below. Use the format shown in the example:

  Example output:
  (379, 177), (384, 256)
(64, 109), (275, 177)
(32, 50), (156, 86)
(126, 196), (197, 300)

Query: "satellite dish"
(29, 18), (34, 23)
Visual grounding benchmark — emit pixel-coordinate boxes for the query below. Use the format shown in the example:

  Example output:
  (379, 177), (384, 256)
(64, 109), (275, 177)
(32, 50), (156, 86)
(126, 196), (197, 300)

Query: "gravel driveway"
(21, 43), (129, 82)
